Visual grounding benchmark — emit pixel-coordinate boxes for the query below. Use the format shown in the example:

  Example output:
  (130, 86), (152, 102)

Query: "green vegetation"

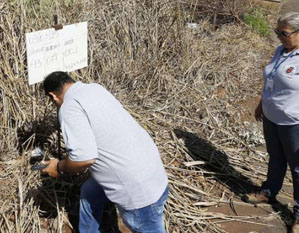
(243, 8), (270, 36)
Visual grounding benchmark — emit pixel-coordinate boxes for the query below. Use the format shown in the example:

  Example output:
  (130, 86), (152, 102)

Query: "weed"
(243, 8), (270, 36)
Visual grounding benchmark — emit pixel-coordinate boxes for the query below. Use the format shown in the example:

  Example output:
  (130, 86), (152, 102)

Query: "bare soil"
(280, 0), (299, 15)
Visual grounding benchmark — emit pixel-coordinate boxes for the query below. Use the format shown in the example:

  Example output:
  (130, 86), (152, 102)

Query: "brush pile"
(0, 0), (288, 232)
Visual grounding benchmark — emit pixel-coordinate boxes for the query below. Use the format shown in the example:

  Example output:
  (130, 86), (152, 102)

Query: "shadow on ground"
(174, 128), (259, 195)
(271, 201), (293, 233)
(27, 172), (124, 233)
(174, 128), (293, 232)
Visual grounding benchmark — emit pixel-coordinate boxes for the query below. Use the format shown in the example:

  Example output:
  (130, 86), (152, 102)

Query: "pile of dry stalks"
(0, 0), (290, 232)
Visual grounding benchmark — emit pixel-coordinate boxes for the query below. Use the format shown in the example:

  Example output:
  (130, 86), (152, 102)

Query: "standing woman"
(243, 12), (299, 232)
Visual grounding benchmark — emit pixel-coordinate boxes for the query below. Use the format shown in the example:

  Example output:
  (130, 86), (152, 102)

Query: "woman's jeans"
(261, 116), (299, 219)
(79, 177), (168, 233)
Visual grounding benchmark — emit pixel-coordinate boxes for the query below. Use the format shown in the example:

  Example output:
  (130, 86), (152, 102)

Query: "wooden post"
(53, 15), (63, 160)
(53, 15), (63, 30)
(213, 12), (217, 31)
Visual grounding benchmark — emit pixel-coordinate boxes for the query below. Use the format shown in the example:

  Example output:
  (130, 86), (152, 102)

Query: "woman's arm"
(255, 98), (263, 122)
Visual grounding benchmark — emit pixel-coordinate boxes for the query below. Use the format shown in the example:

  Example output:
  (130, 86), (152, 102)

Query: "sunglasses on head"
(274, 28), (299, 37)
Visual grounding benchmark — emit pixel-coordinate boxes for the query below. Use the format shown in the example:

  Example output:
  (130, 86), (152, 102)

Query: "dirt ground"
(280, 0), (299, 15)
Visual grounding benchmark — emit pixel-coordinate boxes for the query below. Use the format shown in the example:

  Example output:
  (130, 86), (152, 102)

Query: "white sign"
(26, 22), (88, 85)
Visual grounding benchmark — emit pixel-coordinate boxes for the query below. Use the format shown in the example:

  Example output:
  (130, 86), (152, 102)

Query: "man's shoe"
(292, 219), (299, 233)
(242, 192), (275, 204)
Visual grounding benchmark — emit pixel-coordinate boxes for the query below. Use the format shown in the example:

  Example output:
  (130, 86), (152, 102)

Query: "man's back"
(59, 82), (168, 209)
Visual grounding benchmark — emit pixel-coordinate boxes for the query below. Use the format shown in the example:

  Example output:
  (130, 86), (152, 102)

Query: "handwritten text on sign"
(26, 22), (88, 85)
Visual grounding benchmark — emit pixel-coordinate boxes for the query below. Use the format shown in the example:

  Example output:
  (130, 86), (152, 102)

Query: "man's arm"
(42, 157), (96, 178)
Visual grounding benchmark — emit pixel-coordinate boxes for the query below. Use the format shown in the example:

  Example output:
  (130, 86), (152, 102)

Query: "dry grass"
(0, 0), (287, 232)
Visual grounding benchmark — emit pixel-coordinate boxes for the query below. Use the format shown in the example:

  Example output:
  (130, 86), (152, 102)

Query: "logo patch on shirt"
(286, 67), (295, 73)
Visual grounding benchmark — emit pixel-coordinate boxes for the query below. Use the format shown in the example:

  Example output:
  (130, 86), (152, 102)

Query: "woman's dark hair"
(43, 71), (75, 96)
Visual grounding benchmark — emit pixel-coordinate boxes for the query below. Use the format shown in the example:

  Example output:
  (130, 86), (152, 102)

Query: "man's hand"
(41, 157), (95, 178)
(42, 158), (59, 178)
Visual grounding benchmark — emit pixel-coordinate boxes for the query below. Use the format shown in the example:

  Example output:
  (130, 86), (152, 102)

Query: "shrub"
(243, 8), (270, 36)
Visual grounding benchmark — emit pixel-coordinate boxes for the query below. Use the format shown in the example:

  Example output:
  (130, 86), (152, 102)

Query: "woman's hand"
(42, 158), (59, 178)
(255, 99), (263, 122)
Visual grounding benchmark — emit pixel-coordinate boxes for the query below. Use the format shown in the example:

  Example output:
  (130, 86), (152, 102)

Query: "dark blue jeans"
(79, 177), (168, 233)
(261, 116), (299, 219)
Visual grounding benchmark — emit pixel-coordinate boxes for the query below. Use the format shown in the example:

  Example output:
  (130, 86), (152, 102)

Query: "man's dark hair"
(43, 71), (75, 96)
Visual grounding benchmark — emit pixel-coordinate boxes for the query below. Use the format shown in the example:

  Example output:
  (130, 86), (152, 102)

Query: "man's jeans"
(79, 177), (168, 233)
(261, 116), (299, 219)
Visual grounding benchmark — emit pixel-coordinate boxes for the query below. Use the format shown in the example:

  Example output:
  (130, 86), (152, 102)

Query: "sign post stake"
(53, 15), (63, 160)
